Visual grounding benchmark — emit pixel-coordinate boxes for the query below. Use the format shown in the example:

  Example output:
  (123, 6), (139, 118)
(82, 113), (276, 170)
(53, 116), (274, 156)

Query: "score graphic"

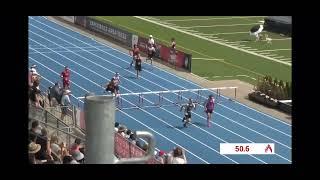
(220, 143), (275, 155)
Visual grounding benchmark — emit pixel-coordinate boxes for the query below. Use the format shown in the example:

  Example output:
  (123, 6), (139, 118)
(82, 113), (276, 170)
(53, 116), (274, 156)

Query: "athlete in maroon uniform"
(135, 54), (142, 78)
(60, 66), (71, 90)
(129, 44), (140, 68)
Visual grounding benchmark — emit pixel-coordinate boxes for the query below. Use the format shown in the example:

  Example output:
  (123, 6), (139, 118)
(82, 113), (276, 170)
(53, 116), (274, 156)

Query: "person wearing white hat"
(29, 64), (40, 88)
(148, 35), (155, 48)
(60, 89), (71, 121)
(29, 142), (42, 164)
(30, 64), (38, 75)
(72, 150), (85, 163)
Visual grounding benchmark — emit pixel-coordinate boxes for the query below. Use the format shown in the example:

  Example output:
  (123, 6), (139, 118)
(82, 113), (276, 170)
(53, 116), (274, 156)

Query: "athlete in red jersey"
(60, 66), (71, 90)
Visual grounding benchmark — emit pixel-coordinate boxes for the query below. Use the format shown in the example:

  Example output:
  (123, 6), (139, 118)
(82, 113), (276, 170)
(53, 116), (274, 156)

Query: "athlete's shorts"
(114, 85), (119, 91)
(185, 112), (191, 119)
(206, 109), (213, 114)
(135, 64), (142, 71)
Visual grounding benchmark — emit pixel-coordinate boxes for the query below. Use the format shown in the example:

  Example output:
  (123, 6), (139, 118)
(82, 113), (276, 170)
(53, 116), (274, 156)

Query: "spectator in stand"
(135, 140), (143, 149)
(60, 141), (69, 159)
(129, 133), (137, 145)
(35, 128), (50, 161)
(117, 126), (127, 137)
(50, 135), (61, 157)
(72, 150), (85, 164)
(29, 142), (41, 164)
(167, 147), (187, 164)
(142, 143), (148, 152)
(114, 122), (120, 132)
(125, 129), (132, 139)
(43, 147), (55, 163)
(62, 155), (76, 164)
(60, 66), (71, 90)
(29, 120), (42, 138)
(60, 89), (71, 121)
(30, 64), (38, 75)
(29, 132), (38, 149)
(29, 84), (42, 108)
(79, 146), (85, 156)
(70, 138), (82, 155)
(155, 150), (166, 164)
(48, 82), (63, 106)
(30, 65), (40, 85)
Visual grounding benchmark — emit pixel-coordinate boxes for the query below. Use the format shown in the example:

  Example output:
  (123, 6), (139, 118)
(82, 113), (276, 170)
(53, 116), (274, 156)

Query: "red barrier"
(159, 45), (186, 68)
(114, 132), (162, 164)
(137, 36), (191, 71)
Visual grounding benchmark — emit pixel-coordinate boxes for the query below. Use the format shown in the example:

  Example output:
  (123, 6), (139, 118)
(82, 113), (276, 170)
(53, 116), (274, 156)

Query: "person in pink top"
(204, 95), (215, 127)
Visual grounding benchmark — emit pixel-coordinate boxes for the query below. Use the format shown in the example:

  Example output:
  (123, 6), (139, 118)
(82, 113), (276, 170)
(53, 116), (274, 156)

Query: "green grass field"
(93, 16), (292, 85)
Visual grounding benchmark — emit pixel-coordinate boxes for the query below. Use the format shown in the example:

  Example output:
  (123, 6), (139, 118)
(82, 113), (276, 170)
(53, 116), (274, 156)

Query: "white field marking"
(267, 54), (279, 57)
(209, 31), (253, 36)
(163, 16), (267, 22)
(227, 42), (240, 45)
(279, 58), (291, 61)
(274, 56), (285, 59)
(192, 58), (224, 61)
(42, 16), (292, 126)
(259, 52), (272, 55)
(257, 49), (291, 52)
(261, 38), (291, 41)
(236, 75), (257, 80)
(233, 37), (289, 43)
(185, 23), (259, 28)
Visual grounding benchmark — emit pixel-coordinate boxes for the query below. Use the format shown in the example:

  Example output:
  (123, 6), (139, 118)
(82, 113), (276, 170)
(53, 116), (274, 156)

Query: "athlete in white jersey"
(112, 72), (120, 96)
